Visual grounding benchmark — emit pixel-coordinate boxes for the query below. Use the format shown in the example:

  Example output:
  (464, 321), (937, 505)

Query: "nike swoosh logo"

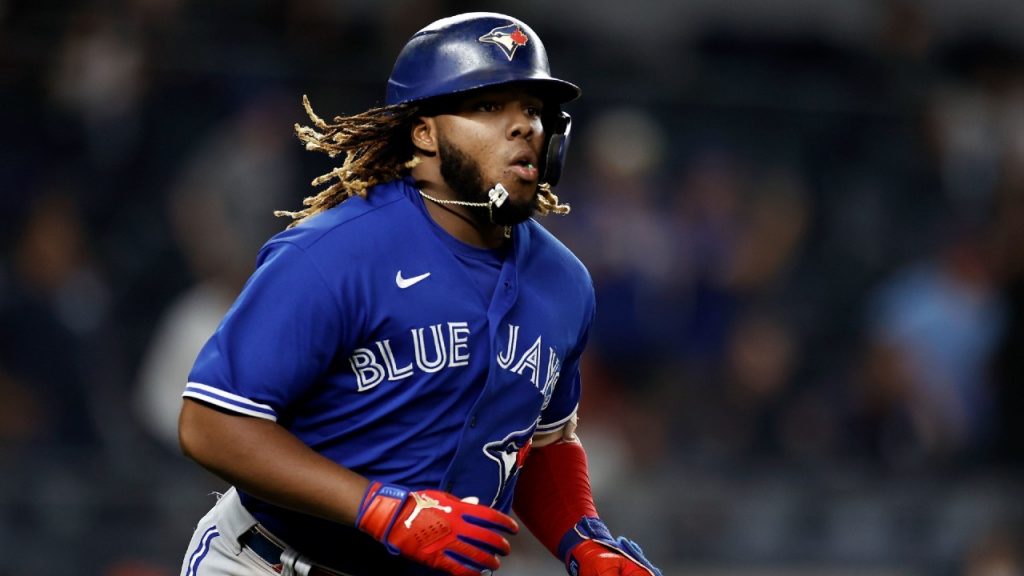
(396, 271), (431, 289)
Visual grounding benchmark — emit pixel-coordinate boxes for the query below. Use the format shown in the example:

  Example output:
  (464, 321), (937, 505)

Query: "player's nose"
(506, 104), (537, 141)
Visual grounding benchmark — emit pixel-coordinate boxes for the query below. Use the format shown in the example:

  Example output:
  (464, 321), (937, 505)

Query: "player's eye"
(525, 105), (543, 118)
(476, 101), (501, 112)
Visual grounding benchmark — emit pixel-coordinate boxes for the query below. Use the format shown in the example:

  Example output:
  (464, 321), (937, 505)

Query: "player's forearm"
(178, 398), (369, 525)
(514, 439), (663, 574)
(513, 437), (598, 558)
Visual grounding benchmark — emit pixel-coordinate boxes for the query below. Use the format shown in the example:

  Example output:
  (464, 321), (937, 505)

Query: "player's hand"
(562, 518), (662, 576)
(568, 539), (659, 576)
(355, 481), (519, 576)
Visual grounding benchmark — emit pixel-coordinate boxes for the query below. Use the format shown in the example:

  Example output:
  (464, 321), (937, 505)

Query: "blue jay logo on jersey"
(483, 426), (534, 509)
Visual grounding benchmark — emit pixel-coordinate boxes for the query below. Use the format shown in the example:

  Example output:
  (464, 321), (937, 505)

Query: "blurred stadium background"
(2, 0), (1023, 574)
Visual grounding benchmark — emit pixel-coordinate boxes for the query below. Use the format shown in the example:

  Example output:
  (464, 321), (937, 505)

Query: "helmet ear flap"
(541, 111), (572, 186)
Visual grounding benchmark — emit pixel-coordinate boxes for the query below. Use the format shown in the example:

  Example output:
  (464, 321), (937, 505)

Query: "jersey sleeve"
(183, 241), (346, 421)
(535, 292), (595, 434)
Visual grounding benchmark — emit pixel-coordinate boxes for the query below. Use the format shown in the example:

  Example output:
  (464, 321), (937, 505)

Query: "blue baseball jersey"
(184, 176), (595, 570)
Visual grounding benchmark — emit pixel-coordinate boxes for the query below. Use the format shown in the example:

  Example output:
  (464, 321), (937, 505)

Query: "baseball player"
(177, 12), (662, 576)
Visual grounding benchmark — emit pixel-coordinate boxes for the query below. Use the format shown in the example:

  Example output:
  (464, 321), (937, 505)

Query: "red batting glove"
(569, 540), (656, 576)
(355, 481), (519, 576)
(561, 518), (661, 576)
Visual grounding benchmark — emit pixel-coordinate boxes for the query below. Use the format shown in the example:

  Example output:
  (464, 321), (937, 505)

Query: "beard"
(438, 135), (538, 226)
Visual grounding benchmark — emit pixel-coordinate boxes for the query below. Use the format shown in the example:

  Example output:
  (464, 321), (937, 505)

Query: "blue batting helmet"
(386, 13), (580, 185)
(385, 12), (581, 107)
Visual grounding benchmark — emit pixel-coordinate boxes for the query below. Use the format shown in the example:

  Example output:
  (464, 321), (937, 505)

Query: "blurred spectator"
(48, 7), (148, 174)
(931, 37), (1024, 221)
(133, 92), (298, 449)
(856, 224), (1005, 468)
(664, 151), (814, 456)
(666, 148), (745, 364)
(678, 308), (800, 465)
(0, 189), (111, 450)
(546, 106), (676, 378)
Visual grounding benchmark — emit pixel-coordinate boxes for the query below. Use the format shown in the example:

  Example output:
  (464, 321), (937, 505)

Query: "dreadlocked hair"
(536, 182), (570, 216)
(276, 94), (572, 226)
(275, 95), (421, 227)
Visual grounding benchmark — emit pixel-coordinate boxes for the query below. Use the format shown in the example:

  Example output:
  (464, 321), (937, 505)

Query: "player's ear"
(411, 117), (438, 154)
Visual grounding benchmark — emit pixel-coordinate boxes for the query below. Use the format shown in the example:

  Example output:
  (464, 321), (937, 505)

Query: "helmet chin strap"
(419, 183), (513, 238)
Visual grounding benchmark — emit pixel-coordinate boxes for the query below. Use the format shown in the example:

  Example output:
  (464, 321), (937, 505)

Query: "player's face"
(437, 135), (539, 225)
(434, 87), (547, 224)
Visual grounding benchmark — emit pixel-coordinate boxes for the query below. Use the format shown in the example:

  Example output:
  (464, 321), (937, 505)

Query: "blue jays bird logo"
(483, 427), (534, 508)
(478, 24), (529, 61)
